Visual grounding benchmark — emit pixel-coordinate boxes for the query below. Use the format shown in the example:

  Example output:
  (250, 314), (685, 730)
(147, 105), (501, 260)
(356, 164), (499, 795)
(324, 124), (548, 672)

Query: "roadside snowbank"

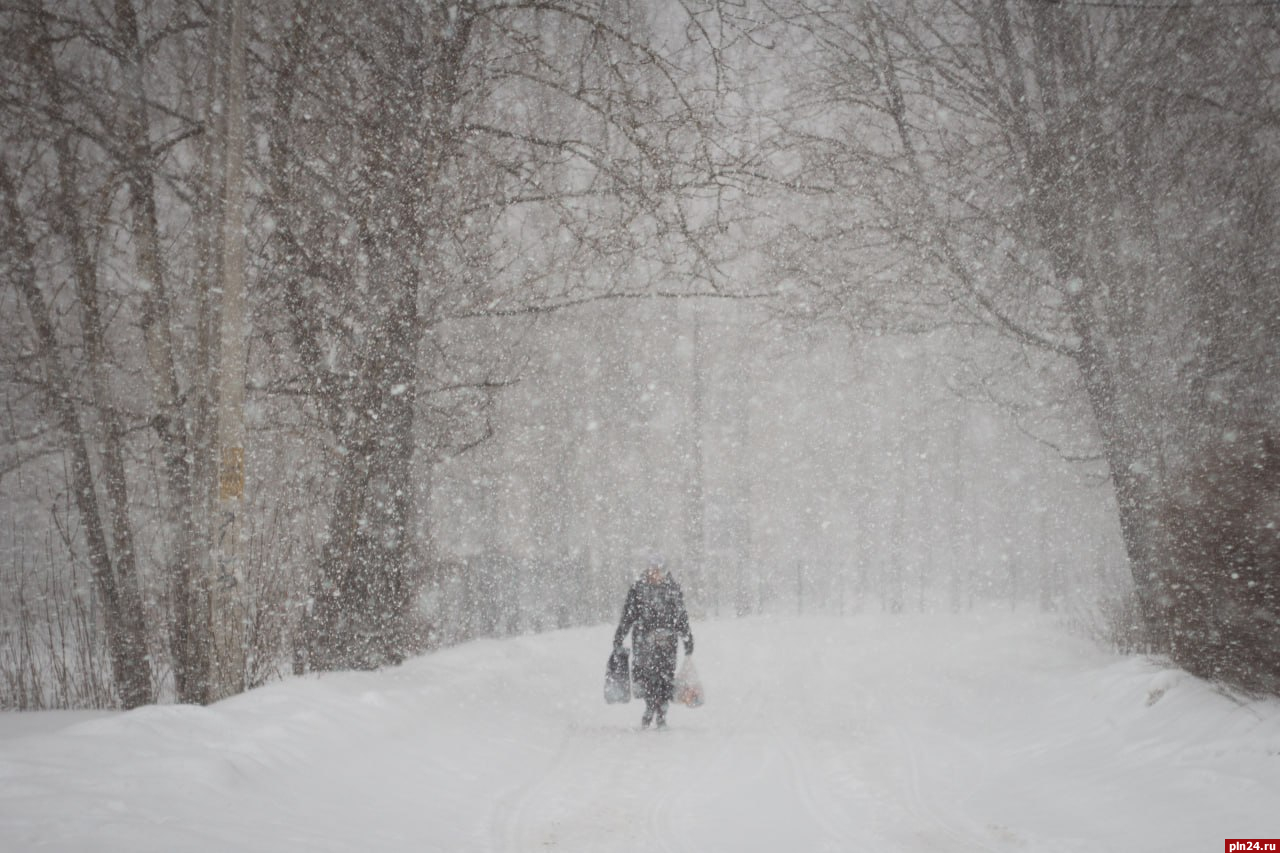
(2, 610), (1277, 852)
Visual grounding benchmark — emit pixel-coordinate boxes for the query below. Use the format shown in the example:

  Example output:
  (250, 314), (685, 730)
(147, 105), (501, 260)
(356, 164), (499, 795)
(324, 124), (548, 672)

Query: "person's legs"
(650, 638), (677, 728)
(635, 634), (654, 726)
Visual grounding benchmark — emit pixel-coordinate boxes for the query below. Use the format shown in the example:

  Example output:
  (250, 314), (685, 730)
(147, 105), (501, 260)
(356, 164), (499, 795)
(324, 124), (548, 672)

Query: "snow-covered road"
(2, 610), (1278, 852)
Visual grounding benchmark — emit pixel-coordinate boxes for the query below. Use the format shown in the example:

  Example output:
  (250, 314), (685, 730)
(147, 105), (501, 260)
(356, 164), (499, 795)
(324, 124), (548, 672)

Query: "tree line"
(763, 0), (1280, 691)
(1, 0), (744, 707)
(1, 0), (1276, 707)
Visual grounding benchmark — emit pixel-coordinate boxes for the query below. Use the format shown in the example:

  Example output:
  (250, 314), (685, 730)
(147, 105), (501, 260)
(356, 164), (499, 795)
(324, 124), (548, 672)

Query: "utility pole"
(212, 0), (248, 698)
(683, 307), (707, 614)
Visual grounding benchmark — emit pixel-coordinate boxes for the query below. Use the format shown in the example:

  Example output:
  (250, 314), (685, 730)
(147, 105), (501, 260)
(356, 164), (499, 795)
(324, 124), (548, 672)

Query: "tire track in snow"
(889, 725), (1002, 852)
(490, 722), (693, 853)
(642, 728), (709, 853)
(489, 724), (574, 853)
(779, 735), (864, 850)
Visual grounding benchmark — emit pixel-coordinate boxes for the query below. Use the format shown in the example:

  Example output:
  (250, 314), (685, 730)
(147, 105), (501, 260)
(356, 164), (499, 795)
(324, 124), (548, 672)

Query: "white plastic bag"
(673, 655), (704, 708)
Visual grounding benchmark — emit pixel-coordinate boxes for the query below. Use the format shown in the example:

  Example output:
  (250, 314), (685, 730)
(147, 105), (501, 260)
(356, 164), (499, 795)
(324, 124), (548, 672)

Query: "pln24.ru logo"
(1227, 842), (1279, 852)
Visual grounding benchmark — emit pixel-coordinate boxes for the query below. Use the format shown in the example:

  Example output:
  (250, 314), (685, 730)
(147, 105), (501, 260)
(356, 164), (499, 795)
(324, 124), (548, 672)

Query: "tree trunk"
(305, 240), (422, 670)
(1, 163), (153, 709)
(286, 1), (472, 670)
(683, 310), (707, 612)
(208, 0), (251, 700)
(114, 0), (212, 703)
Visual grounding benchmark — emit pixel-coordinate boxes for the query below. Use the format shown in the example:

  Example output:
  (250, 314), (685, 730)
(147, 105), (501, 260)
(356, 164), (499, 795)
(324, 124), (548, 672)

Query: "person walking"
(613, 553), (694, 728)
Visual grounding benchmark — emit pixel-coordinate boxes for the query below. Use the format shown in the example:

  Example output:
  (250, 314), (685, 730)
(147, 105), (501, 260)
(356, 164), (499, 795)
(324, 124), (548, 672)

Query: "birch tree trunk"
(114, 0), (212, 703)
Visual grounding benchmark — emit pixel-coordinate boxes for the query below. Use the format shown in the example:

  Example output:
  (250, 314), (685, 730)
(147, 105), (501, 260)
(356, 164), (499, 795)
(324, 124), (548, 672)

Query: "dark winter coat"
(613, 574), (693, 704)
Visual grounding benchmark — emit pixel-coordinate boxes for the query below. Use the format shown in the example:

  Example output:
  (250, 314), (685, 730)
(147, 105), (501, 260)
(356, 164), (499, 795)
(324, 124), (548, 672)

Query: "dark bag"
(604, 648), (631, 704)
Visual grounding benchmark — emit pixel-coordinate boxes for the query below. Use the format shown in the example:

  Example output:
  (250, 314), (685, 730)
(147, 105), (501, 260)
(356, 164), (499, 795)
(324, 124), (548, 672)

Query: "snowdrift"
(2, 610), (1277, 852)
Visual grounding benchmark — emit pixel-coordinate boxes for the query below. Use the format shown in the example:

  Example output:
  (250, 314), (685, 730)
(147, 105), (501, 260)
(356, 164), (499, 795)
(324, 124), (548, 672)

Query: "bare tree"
(2, 0), (279, 704)
(0, 155), (154, 709)
(2, 0), (752, 703)
(253, 0), (743, 670)
(772, 0), (1280, 688)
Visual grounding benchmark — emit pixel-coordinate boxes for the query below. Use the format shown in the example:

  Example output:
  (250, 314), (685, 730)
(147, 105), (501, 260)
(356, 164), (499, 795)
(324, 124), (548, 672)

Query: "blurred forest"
(1, 0), (1276, 709)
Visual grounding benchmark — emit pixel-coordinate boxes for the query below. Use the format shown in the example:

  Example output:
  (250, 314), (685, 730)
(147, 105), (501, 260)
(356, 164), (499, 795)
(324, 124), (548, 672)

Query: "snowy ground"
(2, 609), (1278, 852)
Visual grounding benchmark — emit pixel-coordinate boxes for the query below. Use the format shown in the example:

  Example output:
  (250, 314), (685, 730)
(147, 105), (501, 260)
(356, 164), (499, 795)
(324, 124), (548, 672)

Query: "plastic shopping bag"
(673, 655), (704, 708)
(604, 648), (631, 704)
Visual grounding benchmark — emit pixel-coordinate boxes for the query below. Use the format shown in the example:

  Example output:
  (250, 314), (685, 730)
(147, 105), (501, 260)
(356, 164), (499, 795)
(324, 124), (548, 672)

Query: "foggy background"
(426, 302), (1128, 635)
(1, 0), (1274, 708)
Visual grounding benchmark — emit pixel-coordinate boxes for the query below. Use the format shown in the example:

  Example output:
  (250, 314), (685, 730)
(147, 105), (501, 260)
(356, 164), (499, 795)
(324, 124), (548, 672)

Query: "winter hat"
(646, 552), (667, 571)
